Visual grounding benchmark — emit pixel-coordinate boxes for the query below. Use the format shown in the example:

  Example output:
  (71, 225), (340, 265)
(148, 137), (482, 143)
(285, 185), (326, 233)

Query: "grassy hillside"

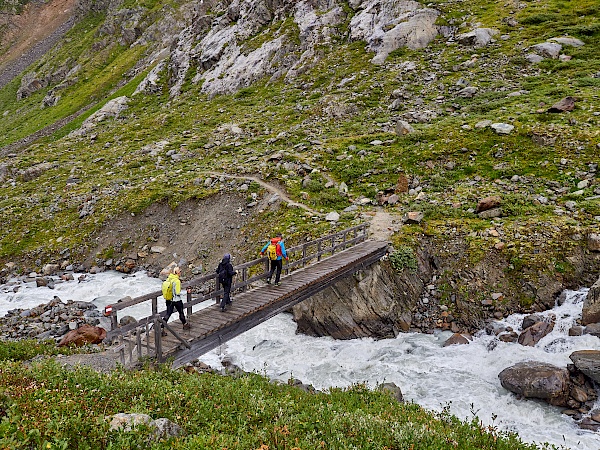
(0, 340), (546, 449)
(0, 2), (597, 262)
(0, 0), (598, 271)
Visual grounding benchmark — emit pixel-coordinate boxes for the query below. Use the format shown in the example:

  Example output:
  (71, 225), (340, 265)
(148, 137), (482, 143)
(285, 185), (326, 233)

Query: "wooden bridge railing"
(104, 223), (369, 363)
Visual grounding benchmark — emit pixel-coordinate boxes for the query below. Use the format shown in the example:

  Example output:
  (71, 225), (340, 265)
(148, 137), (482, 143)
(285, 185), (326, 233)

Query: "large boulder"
(58, 324), (107, 347)
(518, 316), (555, 347)
(570, 350), (600, 384)
(582, 277), (600, 325)
(498, 361), (570, 406)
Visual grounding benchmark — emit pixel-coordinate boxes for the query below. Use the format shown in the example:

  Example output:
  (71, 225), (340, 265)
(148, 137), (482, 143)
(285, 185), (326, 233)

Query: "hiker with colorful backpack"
(260, 233), (288, 285)
(215, 253), (237, 312)
(161, 266), (190, 335)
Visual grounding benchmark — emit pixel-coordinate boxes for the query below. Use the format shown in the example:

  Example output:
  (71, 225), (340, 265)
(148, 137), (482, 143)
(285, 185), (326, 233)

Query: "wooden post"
(302, 243), (307, 267)
(152, 296), (158, 316)
(331, 235), (335, 255)
(317, 240), (322, 261)
(110, 313), (118, 331)
(242, 268), (248, 292)
(215, 277), (221, 305)
(186, 287), (192, 317)
(154, 316), (163, 363)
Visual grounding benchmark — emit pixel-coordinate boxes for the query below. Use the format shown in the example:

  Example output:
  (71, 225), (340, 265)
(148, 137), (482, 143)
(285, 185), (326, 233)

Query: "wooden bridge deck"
(149, 239), (388, 368)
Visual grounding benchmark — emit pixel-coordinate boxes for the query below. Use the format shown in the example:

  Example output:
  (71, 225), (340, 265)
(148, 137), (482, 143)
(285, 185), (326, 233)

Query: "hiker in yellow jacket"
(162, 267), (190, 335)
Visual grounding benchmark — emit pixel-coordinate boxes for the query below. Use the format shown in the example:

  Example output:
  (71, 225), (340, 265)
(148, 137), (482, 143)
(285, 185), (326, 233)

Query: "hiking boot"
(275, 282), (281, 286)
(183, 323), (191, 330)
(266, 279), (271, 284)
(161, 330), (168, 337)
(220, 307), (226, 312)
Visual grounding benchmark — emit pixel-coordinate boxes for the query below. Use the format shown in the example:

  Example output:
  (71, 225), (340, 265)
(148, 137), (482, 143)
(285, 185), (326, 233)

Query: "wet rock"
(582, 277), (600, 325)
(570, 350), (600, 383)
(579, 418), (600, 432)
(518, 320), (554, 347)
(498, 362), (569, 406)
(443, 333), (471, 347)
(583, 323), (600, 337)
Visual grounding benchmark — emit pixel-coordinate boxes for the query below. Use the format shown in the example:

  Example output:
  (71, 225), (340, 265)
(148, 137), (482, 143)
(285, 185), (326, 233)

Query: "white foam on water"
(1, 272), (599, 449)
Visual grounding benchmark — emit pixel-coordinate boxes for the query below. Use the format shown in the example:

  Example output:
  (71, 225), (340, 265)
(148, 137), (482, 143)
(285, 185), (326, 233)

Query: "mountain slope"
(0, 0), (599, 318)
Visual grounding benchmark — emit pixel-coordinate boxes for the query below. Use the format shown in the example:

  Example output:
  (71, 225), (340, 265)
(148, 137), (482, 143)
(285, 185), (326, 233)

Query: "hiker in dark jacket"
(216, 253), (237, 311)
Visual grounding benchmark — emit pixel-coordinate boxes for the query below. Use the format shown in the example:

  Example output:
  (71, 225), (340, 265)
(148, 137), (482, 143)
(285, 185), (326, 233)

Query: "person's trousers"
(164, 300), (186, 325)
(220, 281), (232, 309)
(268, 259), (283, 283)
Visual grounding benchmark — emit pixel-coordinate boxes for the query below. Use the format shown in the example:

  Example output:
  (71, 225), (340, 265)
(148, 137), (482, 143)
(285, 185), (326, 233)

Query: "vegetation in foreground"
(0, 341), (554, 450)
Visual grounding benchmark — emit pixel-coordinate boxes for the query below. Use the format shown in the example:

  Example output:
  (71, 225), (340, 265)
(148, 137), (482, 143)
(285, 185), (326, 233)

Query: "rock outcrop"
(292, 260), (428, 339)
(582, 276), (600, 325)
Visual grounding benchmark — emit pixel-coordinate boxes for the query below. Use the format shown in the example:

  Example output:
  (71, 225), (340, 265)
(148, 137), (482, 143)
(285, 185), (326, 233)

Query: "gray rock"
(498, 361), (569, 405)
(531, 42), (562, 59)
(549, 37), (584, 47)
(525, 53), (544, 64)
(457, 28), (499, 47)
(478, 207), (502, 219)
(491, 123), (514, 135)
(570, 350), (600, 383)
(378, 382), (404, 402)
(582, 277), (600, 325)
(350, 2), (440, 64)
(458, 86), (478, 98)
(395, 120), (414, 135)
(588, 233), (600, 252)
(475, 120), (492, 129)
(325, 211), (340, 222)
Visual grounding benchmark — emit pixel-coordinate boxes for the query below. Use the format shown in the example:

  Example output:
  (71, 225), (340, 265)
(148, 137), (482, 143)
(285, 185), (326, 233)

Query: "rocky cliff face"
(160, 0), (441, 97)
(293, 259), (430, 339)
(294, 234), (600, 338)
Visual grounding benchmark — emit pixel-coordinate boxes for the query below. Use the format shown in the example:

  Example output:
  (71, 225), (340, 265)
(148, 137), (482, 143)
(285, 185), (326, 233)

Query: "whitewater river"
(1, 270), (600, 449)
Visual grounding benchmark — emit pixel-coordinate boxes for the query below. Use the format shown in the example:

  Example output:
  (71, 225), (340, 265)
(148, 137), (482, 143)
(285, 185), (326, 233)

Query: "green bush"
(389, 246), (418, 273)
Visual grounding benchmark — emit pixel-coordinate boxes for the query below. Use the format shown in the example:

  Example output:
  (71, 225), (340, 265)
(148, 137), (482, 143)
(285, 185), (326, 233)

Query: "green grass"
(0, 347), (547, 449)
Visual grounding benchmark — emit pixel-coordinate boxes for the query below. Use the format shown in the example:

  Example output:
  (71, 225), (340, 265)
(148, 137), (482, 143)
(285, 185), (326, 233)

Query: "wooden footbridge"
(104, 224), (388, 368)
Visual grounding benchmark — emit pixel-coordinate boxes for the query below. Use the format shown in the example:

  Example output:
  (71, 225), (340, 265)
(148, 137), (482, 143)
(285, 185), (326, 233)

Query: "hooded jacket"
(166, 272), (181, 301)
(216, 254), (235, 285)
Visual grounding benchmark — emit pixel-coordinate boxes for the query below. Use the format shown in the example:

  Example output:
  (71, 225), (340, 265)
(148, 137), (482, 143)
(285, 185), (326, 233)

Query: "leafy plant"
(389, 246), (418, 273)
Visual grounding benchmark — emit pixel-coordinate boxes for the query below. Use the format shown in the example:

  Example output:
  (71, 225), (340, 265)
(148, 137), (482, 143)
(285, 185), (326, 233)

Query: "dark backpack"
(217, 263), (228, 284)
